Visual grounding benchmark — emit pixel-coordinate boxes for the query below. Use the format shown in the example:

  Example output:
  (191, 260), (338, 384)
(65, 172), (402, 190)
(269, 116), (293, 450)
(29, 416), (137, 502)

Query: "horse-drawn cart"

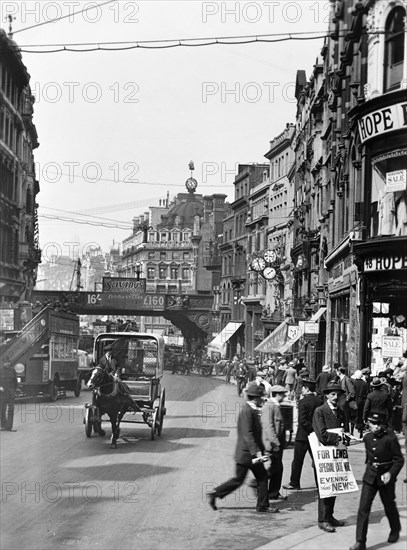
(84, 332), (166, 447)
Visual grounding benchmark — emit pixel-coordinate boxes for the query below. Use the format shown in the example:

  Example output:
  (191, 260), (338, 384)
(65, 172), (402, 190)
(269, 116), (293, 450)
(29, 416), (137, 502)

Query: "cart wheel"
(74, 376), (81, 397)
(157, 388), (166, 436)
(85, 407), (93, 438)
(50, 379), (59, 402)
(151, 409), (158, 440)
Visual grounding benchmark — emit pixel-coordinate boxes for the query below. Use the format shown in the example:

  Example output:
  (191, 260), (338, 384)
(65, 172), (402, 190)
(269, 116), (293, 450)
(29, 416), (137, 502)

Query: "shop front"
(325, 239), (360, 375)
(351, 88), (407, 373)
(353, 239), (407, 374)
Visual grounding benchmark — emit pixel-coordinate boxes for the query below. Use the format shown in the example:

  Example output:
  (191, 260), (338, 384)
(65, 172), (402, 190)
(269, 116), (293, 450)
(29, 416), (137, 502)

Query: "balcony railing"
(203, 254), (221, 268)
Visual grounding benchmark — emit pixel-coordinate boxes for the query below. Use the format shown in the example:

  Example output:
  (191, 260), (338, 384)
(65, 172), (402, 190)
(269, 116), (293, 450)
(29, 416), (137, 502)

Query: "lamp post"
(135, 262), (142, 280)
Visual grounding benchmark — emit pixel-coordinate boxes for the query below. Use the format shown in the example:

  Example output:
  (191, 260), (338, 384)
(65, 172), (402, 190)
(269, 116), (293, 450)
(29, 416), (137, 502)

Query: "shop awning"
(207, 322), (243, 352)
(278, 307), (327, 354)
(254, 319), (289, 354)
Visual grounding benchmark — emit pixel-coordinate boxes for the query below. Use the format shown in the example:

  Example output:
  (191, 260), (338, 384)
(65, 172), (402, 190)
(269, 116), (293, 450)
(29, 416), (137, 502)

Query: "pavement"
(212, 373), (407, 550)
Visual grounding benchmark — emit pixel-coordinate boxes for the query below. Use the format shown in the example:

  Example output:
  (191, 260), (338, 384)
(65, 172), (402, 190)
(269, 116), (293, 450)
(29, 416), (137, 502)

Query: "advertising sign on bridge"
(32, 290), (167, 315)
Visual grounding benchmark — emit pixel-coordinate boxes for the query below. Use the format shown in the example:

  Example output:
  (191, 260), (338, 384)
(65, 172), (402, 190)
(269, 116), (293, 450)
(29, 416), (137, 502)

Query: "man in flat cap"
(350, 412), (404, 550)
(207, 382), (277, 513)
(283, 379), (322, 490)
(312, 381), (347, 533)
(262, 384), (288, 501)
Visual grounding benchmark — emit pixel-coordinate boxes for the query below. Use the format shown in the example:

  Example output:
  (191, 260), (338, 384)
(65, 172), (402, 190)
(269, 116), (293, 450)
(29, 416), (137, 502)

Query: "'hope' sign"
(358, 102), (407, 144)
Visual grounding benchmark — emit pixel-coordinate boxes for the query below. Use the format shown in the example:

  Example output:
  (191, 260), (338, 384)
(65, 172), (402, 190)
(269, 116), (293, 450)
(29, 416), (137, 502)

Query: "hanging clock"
(264, 250), (277, 263)
(250, 257), (266, 272)
(262, 266), (277, 280)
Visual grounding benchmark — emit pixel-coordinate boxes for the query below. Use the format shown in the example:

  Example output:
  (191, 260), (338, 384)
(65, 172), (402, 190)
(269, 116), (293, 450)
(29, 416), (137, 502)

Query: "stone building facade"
(0, 29), (41, 308)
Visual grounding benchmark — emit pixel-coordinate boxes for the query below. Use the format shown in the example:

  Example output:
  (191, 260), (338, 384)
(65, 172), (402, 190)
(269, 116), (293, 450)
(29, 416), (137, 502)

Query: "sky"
(1, 0), (331, 261)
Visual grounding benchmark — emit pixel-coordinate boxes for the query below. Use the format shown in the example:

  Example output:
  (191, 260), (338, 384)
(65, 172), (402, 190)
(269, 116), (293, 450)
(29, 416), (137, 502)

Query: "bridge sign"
(32, 291), (166, 315)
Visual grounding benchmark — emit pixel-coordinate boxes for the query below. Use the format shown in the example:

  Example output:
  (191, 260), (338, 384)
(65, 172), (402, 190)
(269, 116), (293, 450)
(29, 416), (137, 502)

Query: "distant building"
(117, 175), (228, 347)
(0, 29), (41, 305)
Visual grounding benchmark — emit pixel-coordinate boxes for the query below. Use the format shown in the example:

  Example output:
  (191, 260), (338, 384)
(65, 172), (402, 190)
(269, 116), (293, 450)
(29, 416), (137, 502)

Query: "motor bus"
(14, 310), (81, 401)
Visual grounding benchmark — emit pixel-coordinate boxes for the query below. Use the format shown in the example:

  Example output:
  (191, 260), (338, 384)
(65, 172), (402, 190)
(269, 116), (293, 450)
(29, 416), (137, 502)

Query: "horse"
(87, 366), (136, 448)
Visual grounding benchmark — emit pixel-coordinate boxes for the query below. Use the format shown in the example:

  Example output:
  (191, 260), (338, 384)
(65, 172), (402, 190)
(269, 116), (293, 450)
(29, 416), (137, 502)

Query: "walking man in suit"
(261, 384), (288, 501)
(207, 382), (278, 513)
(283, 378), (322, 490)
(312, 382), (347, 533)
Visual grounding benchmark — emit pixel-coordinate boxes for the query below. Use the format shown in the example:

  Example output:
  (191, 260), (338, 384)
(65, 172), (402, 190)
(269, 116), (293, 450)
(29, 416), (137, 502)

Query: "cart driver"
(99, 344), (117, 375)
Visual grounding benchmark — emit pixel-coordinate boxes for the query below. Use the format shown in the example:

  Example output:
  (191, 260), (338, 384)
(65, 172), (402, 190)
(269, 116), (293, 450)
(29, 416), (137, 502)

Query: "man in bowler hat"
(283, 378), (322, 490)
(312, 382), (347, 532)
(349, 412), (404, 550)
(207, 382), (278, 513)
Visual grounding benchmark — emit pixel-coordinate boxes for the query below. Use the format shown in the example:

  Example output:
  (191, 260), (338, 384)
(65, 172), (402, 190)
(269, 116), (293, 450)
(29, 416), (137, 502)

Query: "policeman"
(350, 412), (404, 550)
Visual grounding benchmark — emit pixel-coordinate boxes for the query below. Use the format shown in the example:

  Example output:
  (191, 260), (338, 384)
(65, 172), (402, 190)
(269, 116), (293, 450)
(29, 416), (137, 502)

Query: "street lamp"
(135, 262), (142, 280)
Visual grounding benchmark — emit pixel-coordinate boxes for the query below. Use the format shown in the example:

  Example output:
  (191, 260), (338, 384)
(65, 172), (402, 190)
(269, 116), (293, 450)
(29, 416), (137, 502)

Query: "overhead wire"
(11, 0), (117, 36)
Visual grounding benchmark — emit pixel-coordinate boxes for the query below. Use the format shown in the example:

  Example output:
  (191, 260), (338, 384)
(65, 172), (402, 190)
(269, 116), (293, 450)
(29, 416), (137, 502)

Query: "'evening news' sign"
(309, 432), (359, 498)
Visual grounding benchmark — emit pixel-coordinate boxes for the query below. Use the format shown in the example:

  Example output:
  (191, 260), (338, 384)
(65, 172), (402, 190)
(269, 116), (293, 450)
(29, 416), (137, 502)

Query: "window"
(160, 252), (166, 260)
(384, 7), (405, 92)
(370, 152), (407, 237)
(147, 267), (155, 279)
(159, 266), (167, 279)
(170, 266), (179, 280)
(181, 267), (189, 280)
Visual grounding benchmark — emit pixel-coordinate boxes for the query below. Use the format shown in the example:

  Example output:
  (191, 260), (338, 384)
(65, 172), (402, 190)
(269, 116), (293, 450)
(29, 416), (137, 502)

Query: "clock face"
(264, 250), (277, 263)
(251, 257), (266, 272)
(185, 177), (197, 192)
(262, 267), (276, 280)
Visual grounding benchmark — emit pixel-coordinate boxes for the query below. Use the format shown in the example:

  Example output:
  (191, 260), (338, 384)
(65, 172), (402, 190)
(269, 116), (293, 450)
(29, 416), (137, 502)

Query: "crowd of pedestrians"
(206, 352), (407, 550)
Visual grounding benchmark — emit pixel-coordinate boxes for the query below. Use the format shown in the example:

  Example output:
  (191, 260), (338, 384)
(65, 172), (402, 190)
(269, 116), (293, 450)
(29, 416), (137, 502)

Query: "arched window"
(384, 6), (405, 92)
(26, 188), (33, 213)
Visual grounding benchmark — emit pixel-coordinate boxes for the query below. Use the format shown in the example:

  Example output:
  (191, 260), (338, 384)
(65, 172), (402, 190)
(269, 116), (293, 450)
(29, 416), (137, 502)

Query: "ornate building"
(0, 29), (41, 308)
(118, 172), (227, 349)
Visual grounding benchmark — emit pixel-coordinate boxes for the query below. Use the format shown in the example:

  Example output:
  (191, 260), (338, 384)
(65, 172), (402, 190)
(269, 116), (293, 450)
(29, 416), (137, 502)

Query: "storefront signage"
(358, 102), (407, 144)
(382, 336), (403, 358)
(102, 277), (146, 294)
(364, 254), (407, 272)
(304, 321), (319, 335)
(386, 169), (407, 192)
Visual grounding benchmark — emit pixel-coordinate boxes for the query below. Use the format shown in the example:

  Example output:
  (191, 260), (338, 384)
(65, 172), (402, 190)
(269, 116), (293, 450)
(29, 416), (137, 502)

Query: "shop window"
(384, 6), (405, 93)
(370, 152), (407, 237)
(330, 295), (350, 370)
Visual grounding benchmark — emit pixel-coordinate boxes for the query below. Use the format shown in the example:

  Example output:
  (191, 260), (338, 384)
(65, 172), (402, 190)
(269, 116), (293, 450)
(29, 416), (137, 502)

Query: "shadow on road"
(64, 463), (177, 482)
(160, 427), (231, 439)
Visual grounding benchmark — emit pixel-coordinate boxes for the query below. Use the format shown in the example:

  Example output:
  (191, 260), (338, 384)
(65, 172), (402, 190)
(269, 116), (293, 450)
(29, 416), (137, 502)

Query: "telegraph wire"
(8, 28), (390, 54)
(11, 0), (116, 36)
(5, 29), (373, 54)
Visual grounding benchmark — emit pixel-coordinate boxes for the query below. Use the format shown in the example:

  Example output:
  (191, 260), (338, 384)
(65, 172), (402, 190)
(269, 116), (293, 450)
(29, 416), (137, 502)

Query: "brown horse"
(87, 367), (136, 448)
